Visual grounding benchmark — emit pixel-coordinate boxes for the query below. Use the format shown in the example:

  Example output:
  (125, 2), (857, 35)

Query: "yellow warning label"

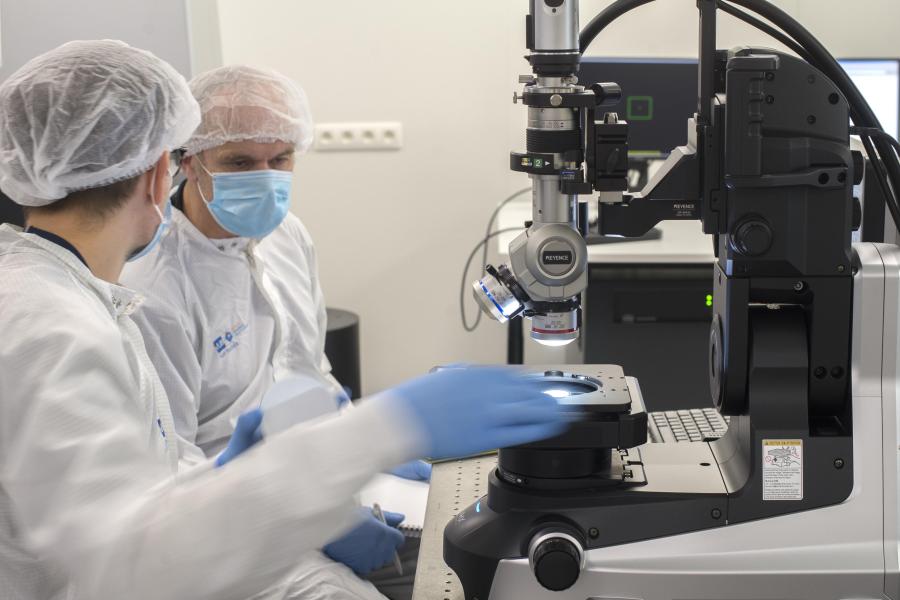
(762, 439), (803, 500)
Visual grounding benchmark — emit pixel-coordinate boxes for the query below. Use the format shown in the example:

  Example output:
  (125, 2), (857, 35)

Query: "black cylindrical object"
(507, 315), (524, 365)
(531, 536), (582, 592)
(499, 447), (612, 480)
(324, 308), (361, 400)
(0, 191), (23, 227)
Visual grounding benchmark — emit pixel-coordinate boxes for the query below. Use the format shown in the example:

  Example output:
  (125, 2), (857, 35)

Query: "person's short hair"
(22, 173), (142, 222)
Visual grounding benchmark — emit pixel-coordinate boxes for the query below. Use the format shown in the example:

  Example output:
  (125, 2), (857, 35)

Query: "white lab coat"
(0, 225), (425, 600)
(121, 199), (340, 456)
(123, 198), (394, 600)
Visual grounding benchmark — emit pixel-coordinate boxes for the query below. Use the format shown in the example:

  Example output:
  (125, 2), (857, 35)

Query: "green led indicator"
(705, 294), (713, 307)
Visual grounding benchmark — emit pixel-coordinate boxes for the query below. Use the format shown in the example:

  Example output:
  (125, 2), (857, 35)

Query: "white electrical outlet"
(313, 122), (403, 152)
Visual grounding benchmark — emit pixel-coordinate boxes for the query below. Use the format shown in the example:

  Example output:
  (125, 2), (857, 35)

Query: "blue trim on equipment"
(479, 281), (508, 317)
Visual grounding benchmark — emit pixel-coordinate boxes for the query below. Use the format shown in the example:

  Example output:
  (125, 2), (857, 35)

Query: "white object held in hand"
(259, 375), (341, 437)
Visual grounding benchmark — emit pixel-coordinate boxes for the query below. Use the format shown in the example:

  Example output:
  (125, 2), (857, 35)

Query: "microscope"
(448, 1), (900, 598)
(471, 0), (625, 346)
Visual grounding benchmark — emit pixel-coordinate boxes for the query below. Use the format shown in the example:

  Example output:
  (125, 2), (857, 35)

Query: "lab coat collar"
(1, 224), (144, 318)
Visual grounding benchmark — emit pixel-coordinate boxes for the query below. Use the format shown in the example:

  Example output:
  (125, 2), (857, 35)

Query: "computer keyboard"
(648, 408), (730, 443)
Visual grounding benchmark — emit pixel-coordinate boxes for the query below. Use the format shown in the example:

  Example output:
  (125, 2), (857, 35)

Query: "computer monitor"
(578, 57), (698, 157)
(838, 58), (900, 140)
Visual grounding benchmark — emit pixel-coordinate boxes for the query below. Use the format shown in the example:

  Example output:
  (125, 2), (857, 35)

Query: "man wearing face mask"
(123, 65), (331, 459)
(121, 66), (428, 597)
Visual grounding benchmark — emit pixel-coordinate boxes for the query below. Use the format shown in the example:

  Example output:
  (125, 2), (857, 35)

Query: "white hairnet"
(0, 40), (200, 207)
(184, 65), (313, 156)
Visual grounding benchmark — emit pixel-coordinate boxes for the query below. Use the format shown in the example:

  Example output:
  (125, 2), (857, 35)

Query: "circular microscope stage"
(524, 369), (630, 414)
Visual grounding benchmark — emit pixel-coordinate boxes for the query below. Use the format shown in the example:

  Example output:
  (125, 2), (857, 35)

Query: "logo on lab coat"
(213, 321), (248, 356)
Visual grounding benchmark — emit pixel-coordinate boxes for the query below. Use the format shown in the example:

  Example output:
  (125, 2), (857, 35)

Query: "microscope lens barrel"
(527, 104), (579, 228)
(531, 310), (579, 345)
(531, 0), (579, 53)
(532, 175), (577, 226)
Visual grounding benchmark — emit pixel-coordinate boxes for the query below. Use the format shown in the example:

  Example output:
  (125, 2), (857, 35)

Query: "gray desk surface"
(410, 455), (497, 600)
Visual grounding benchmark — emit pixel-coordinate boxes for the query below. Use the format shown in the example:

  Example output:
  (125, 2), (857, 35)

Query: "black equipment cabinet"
(0, 192), (23, 227)
(324, 308), (361, 400)
(583, 264), (714, 412)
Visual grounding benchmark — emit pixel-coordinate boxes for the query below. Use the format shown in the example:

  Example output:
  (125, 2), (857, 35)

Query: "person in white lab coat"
(0, 40), (567, 600)
(120, 64), (430, 599)
(122, 66), (342, 458)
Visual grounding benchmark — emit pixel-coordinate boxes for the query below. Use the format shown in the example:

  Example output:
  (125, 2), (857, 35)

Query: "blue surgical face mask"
(195, 158), (293, 239)
(128, 200), (171, 262)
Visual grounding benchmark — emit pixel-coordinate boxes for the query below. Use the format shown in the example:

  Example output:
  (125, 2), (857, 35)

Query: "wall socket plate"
(313, 121), (403, 152)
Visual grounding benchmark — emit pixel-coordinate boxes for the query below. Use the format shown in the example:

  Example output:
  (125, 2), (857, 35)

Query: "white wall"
(186, 0), (224, 76)
(0, 0), (193, 79)
(211, 0), (900, 394)
(214, 0), (523, 394)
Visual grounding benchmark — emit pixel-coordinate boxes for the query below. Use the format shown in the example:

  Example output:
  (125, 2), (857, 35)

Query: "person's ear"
(148, 151), (170, 209)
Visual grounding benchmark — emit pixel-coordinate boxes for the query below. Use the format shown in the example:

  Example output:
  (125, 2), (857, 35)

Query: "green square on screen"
(627, 96), (654, 121)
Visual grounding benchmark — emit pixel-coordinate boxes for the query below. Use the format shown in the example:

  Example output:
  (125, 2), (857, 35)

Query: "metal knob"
(851, 149), (865, 185)
(529, 532), (584, 592)
(591, 82), (623, 107)
(730, 219), (773, 257)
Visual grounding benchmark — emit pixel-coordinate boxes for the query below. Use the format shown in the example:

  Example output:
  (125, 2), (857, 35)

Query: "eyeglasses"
(168, 150), (183, 177)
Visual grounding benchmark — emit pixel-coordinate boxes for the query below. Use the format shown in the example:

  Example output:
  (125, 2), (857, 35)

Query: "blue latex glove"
(337, 385), (353, 408)
(215, 409), (263, 467)
(386, 366), (568, 460)
(390, 460), (432, 481)
(324, 508), (405, 575)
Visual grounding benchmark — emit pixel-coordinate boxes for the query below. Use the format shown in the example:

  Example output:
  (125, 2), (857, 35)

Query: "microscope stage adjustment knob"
(730, 219), (773, 257)
(529, 532), (584, 592)
(591, 82), (623, 107)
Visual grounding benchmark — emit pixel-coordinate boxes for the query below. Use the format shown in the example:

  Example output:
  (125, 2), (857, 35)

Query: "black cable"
(579, 0), (877, 133)
(716, 1), (900, 232)
(853, 127), (900, 155)
(852, 127), (900, 230)
(460, 227), (524, 332)
(714, 2), (900, 232)
(725, 0), (900, 231)
(460, 189), (530, 333)
(862, 129), (900, 224)
(578, 0), (900, 233)
(579, 0), (655, 54)
(858, 134), (900, 231)
(715, 1), (809, 61)
(725, 1), (871, 127)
